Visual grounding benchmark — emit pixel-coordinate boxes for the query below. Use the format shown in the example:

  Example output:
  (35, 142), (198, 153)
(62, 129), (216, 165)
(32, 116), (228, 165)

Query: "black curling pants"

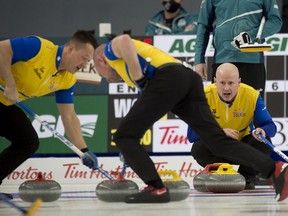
(191, 134), (273, 180)
(0, 103), (39, 184)
(114, 64), (275, 185)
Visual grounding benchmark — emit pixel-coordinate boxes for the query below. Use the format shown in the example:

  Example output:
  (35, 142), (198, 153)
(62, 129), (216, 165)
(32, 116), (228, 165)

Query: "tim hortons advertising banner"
(2, 156), (203, 188)
(153, 34), (288, 57)
(153, 119), (191, 153)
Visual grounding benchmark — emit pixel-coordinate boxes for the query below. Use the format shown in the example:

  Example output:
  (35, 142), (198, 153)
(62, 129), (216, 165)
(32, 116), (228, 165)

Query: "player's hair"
(68, 30), (98, 49)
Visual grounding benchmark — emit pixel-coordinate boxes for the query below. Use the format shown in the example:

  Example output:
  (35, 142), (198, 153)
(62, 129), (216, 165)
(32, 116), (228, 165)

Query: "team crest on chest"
(233, 109), (246, 118)
(34, 66), (45, 79)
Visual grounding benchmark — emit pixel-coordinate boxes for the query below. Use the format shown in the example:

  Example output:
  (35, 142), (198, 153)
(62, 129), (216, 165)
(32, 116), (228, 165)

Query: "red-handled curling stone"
(205, 163), (246, 193)
(193, 163), (223, 192)
(96, 171), (139, 202)
(19, 172), (61, 202)
(158, 170), (190, 201)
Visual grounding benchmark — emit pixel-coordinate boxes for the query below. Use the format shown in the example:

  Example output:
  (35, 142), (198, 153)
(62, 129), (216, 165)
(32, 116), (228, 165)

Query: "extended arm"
(253, 95), (277, 139)
(0, 40), (18, 103)
(111, 34), (144, 81)
(57, 103), (87, 150)
(57, 101), (98, 169)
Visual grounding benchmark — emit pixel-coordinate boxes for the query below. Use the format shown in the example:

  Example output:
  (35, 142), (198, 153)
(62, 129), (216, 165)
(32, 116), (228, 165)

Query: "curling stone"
(96, 171), (139, 202)
(205, 163), (246, 193)
(19, 172), (61, 202)
(158, 170), (190, 201)
(193, 163), (223, 192)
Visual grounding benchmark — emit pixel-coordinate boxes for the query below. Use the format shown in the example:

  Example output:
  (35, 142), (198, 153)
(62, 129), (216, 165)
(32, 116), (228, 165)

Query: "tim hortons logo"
(62, 162), (202, 179)
(159, 126), (189, 144)
(5, 161), (203, 182)
(6, 167), (53, 180)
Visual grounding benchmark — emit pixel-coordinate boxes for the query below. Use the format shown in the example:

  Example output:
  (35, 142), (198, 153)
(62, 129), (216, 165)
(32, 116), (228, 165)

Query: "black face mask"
(162, 0), (181, 13)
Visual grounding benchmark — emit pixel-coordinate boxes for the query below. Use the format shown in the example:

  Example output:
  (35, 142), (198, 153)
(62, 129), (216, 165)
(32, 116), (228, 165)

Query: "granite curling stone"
(19, 172), (61, 202)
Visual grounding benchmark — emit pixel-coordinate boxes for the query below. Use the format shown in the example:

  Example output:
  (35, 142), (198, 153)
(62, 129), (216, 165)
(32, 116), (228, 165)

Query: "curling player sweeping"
(93, 34), (288, 203)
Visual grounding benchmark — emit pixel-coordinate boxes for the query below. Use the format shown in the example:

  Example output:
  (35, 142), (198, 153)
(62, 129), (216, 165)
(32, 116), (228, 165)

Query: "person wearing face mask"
(187, 63), (276, 190)
(145, 0), (198, 35)
(0, 30), (99, 199)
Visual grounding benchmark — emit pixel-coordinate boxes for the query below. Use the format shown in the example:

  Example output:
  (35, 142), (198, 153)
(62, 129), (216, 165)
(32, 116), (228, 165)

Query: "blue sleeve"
(187, 126), (200, 143)
(104, 41), (118, 60)
(10, 36), (41, 64)
(253, 95), (276, 137)
(55, 85), (75, 104)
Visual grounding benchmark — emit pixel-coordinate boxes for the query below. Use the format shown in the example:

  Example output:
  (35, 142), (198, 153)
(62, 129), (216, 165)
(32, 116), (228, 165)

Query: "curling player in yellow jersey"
(93, 34), (288, 203)
(0, 31), (99, 199)
(188, 63), (276, 190)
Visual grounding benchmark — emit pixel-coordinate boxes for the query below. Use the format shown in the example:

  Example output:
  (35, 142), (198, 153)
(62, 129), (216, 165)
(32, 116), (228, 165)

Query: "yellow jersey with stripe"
(205, 83), (258, 140)
(0, 37), (76, 106)
(104, 39), (180, 88)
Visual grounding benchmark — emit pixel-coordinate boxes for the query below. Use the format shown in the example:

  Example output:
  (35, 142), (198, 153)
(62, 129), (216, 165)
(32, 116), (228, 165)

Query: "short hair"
(68, 30), (98, 49)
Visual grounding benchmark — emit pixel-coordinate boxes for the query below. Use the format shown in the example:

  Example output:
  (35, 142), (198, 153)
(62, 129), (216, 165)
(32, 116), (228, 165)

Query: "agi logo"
(32, 115), (98, 138)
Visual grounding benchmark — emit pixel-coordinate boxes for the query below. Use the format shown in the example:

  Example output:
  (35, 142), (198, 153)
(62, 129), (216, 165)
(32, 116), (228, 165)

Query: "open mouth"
(223, 92), (231, 96)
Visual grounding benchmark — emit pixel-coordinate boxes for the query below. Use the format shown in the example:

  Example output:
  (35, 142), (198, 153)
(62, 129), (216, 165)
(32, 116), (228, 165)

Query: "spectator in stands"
(145, 0), (198, 35)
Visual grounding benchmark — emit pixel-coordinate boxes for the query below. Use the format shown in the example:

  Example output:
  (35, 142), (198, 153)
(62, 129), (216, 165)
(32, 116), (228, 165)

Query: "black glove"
(231, 32), (251, 49)
(135, 75), (148, 92)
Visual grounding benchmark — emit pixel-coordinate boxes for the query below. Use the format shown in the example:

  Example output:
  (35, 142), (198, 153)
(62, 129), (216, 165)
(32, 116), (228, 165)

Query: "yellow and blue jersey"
(0, 36), (76, 106)
(187, 83), (276, 142)
(104, 39), (180, 87)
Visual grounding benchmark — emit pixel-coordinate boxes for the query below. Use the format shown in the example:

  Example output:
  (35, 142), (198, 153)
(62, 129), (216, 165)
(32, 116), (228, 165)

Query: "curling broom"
(240, 17), (272, 52)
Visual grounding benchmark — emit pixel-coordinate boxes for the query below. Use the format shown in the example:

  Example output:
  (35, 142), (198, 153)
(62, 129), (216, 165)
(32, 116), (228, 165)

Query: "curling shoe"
(244, 179), (255, 190)
(125, 185), (170, 203)
(272, 161), (288, 201)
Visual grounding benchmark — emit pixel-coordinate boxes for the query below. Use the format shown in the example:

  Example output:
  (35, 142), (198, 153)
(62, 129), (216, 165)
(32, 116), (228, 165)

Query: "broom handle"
(256, 17), (266, 43)
(253, 130), (288, 162)
(0, 85), (114, 180)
